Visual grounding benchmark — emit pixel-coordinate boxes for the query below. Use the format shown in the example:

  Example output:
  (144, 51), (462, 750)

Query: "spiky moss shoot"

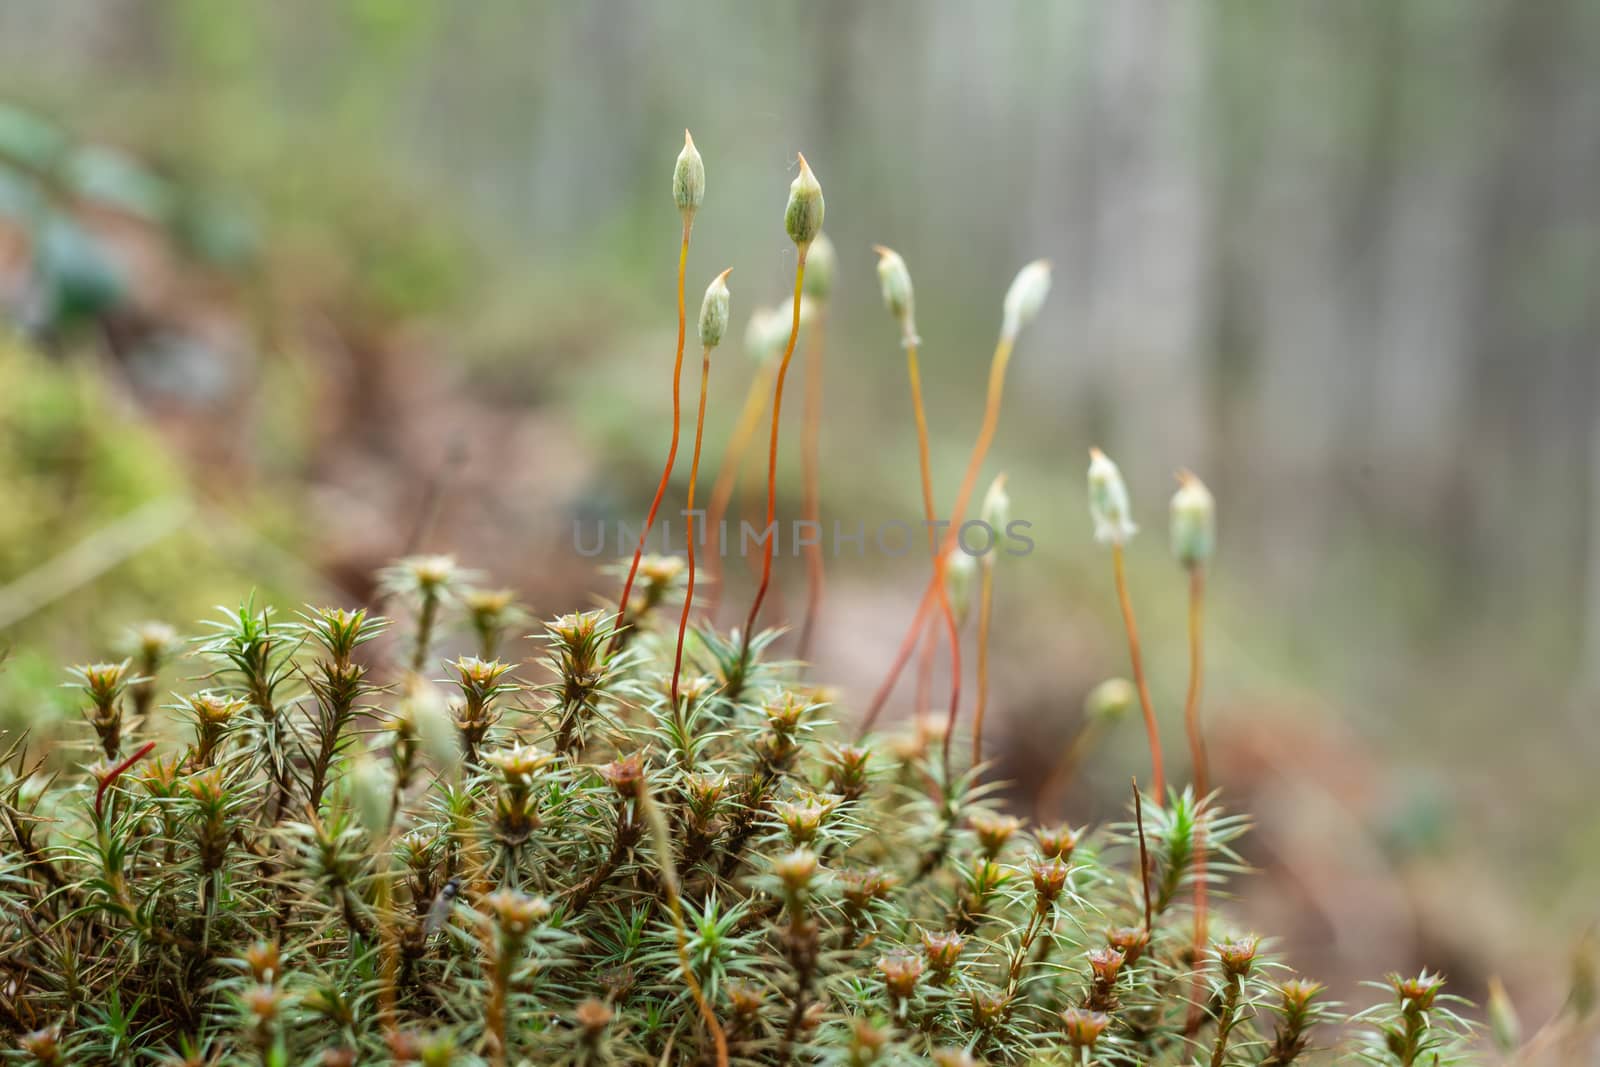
(71, 660), (133, 759)
(449, 656), (515, 767)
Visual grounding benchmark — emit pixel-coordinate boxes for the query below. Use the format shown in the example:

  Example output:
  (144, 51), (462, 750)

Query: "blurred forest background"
(2, 0), (1598, 1030)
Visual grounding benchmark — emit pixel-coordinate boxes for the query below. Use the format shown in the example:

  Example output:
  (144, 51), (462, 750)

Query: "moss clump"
(0, 134), (1490, 1067)
(0, 555), (1479, 1065)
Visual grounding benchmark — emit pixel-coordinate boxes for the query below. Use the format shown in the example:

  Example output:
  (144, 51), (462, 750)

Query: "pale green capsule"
(406, 680), (460, 778)
(744, 306), (782, 364)
(785, 153), (824, 247)
(980, 475), (1011, 547)
(673, 130), (705, 215)
(346, 755), (394, 837)
(1169, 471), (1216, 568)
(699, 269), (732, 349)
(1087, 448), (1137, 547)
(873, 245), (914, 325)
(803, 232), (836, 302)
(1085, 677), (1135, 722)
(945, 548), (977, 625)
(1001, 259), (1052, 341)
(1487, 977), (1521, 1054)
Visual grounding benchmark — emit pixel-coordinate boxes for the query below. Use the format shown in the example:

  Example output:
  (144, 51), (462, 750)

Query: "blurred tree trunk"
(1080, 0), (1211, 479)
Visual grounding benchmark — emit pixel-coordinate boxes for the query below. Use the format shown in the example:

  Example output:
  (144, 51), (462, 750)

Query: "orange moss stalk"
(612, 131), (704, 653)
(1171, 470), (1215, 795)
(1090, 447), (1165, 796)
(1172, 470), (1217, 1018)
(796, 233), (836, 664)
(855, 336), (1009, 737)
(703, 314), (780, 618)
(671, 269), (732, 705)
(1113, 544), (1165, 797)
(974, 565), (993, 762)
(857, 260), (1051, 740)
(741, 154), (824, 661)
(1184, 574), (1208, 795)
(973, 474), (1008, 767)
(873, 246), (965, 773)
(1185, 564), (1210, 967)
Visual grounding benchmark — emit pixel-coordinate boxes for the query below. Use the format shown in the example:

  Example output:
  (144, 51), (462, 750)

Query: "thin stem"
(409, 589), (437, 675)
(1031, 721), (1101, 822)
(610, 216), (693, 653)
(1210, 975), (1243, 1067)
(1004, 909), (1048, 997)
(1185, 565), (1209, 795)
(1133, 778), (1152, 935)
(904, 341), (965, 777)
(704, 359), (776, 618)
(1186, 564), (1212, 1003)
(377, 866), (401, 1049)
(741, 249), (809, 658)
(671, 346), (713, 705)
(1112, 543), (1166, 797)
(569, 804), (638, 917)
(739, 435), (781, 602)
(796, 306), (829, 663)
(639, 780), (728, 1067)
(859, 335), (1015, 737)
(973, 557), (994, 767)
(94, 740), (156, 819)
(777, 897), (818, 1064)
(487, 933), (509, 1067)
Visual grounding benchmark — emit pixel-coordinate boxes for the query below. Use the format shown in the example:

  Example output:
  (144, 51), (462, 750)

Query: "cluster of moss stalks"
(0, 552), (1477, 1066)
(0, 138), (1491, 1066)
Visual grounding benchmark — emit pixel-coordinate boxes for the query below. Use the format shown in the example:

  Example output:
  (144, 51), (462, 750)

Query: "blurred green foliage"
(0, 340), (297, 735)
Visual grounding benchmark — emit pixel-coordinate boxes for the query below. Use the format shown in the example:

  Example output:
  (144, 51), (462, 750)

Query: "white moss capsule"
(347, 755), (394, 836)
(803, 232), (836, 302)
(944, 548), (976, 626)
(408, 682), (460, 778)
(980, 474), (1010, 542)
(673, 130), (705, 217)
(1486, 977), (1521, 1054)
(1087, 448), (1137, 546)
(785, 153), (824, 247)
(744, 306), (782, 364)
(699, 268), (732, 349)
(1169, 470), (1215, 569)
(1001, 259), (1052, 342)
(873, 245), (918, 345)
(1085, 677), (1135, 722)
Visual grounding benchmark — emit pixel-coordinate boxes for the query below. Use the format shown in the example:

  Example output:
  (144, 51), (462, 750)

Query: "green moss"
(0, 339), (298, 733)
